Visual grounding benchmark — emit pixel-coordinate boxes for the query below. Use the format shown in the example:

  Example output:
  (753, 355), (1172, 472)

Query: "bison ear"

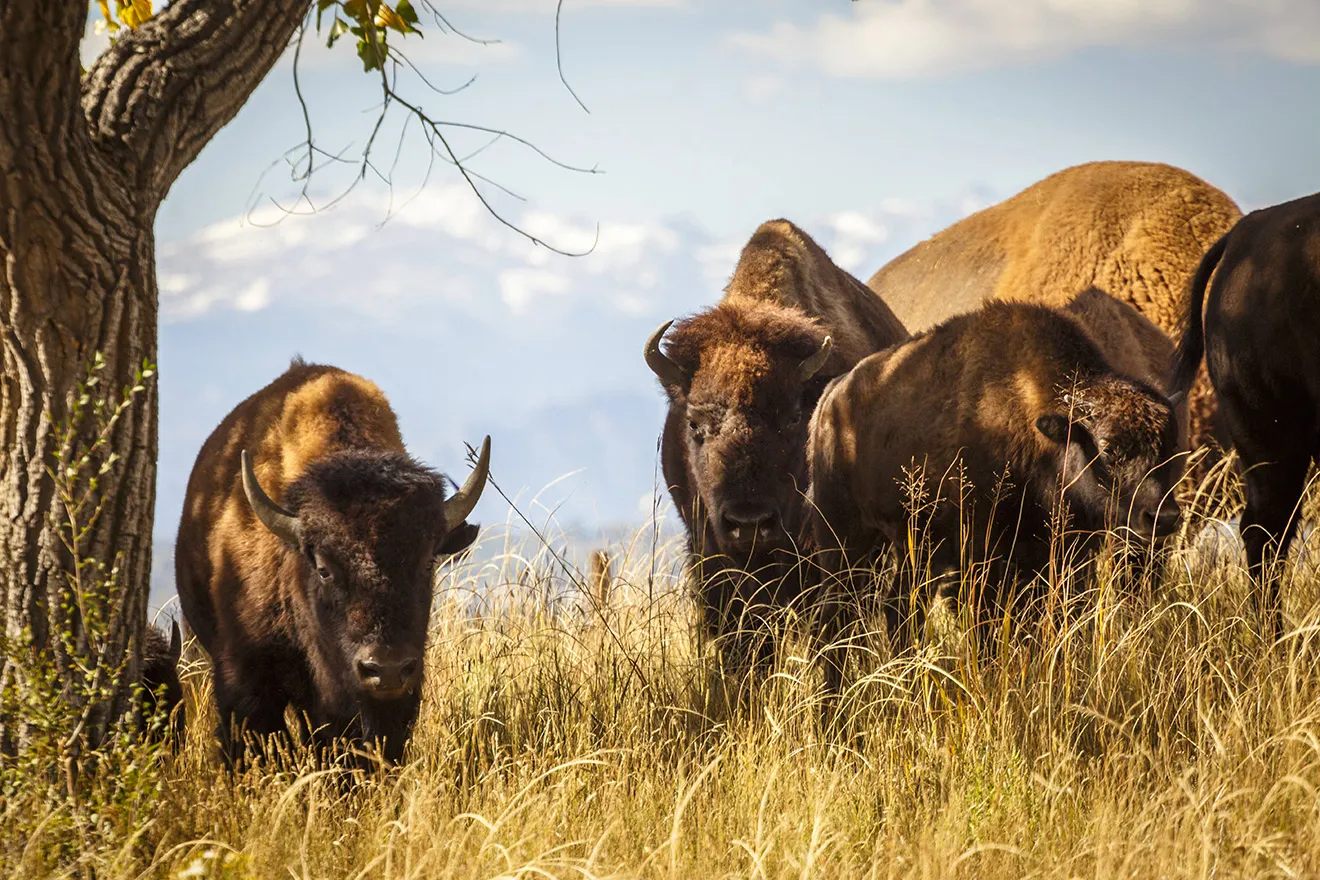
(168, 620), (182, 665)
(1036, 414), (1073, 446)
(437, 521), (480, 559)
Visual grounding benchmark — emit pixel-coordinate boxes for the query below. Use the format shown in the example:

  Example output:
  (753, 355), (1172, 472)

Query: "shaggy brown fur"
(1171, 192), (1320, 637)
(134, 621), (183, 744)
(866, 160), (1240, 452)
(175, 358), (485, 766)
(649, 219), (907, 677)
(809, 302), (1183, 687)
(1064, 287), (1189, 452)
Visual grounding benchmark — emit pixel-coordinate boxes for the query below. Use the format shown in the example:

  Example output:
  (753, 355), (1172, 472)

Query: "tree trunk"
(0, 0), (309, 754)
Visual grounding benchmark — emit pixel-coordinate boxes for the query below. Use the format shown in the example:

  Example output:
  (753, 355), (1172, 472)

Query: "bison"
(175, 359), (490, 766)
(866, 160), (1240, 454)
(809, 299), (1184, 675)
(134, 620), (184, 744)
(1171, 192), (1320, 638)
(645, 219), (907, 678)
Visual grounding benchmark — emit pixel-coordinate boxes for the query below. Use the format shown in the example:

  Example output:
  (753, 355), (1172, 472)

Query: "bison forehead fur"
(286, 450), (450, 574)
(665, 299), (829, 406)
(1067, 377), (1176, 467)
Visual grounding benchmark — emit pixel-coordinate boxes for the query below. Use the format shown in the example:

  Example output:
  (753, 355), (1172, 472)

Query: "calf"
(810, 301), (1183, 678)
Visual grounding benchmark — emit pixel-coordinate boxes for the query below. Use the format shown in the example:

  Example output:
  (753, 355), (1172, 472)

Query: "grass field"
(8, 462), (1320, 879)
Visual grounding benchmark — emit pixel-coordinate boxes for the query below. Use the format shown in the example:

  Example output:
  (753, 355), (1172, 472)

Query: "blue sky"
(81, 0), (1320, 557)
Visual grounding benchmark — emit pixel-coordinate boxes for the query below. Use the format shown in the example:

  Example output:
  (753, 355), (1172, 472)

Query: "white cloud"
(744, 74), (789, 103)
(730, 0), (1320, 79)
(499, 268), (571, 314)
(156, 183), (710, 325)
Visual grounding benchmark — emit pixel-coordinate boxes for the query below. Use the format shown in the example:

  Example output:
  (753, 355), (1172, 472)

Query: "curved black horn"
(644, 320), (688, 388)
(798, 335), (834, 382)
(443, 435), (491, 532)
(240, 450), (302, 547)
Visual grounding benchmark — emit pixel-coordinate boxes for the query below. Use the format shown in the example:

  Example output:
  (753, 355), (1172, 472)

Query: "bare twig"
(556, 0), (590, 114)
(271, 6), (601, 257)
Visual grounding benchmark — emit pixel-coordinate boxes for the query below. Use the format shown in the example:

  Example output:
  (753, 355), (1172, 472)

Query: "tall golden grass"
(8, 457), (1320, 879)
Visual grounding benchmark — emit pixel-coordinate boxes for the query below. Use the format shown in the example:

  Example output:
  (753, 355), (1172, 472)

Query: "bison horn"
(168, 620), (181, 664)
(444, 435), (491, 532)
(798, 335), (833, 382)
(644, 320), (688, 388)
(240, 450), (302, 547)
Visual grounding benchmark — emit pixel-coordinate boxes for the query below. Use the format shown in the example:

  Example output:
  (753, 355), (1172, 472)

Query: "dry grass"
(9, 462), (1320, 879)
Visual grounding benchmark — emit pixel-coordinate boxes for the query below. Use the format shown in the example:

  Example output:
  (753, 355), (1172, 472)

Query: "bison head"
(240, 438), (489, 724)
(1034, 379), (1183, 543)
(647, 301), (834, 560)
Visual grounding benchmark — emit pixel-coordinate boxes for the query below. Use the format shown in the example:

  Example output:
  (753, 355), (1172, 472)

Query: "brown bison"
(134, 620), (184, 743)
(866, 160), (1240, 452)
(809, 299), (1184, 668)
(645, 219), (907, 676)
(175, 359), (490, 765)
(1171, 192), (1320, 637)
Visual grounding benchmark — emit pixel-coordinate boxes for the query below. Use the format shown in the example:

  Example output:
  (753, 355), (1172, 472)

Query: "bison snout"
(355, 647), (422, 698)
(1137, 504), (1181, 540)
(720, 503), (780, 546)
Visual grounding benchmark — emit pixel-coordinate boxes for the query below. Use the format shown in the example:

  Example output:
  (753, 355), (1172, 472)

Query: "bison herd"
(140, 160), (1320, 766)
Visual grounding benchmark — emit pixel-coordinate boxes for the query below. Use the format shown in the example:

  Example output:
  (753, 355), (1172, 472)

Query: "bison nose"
(355, 648), (421, 698)
(720, 503), (780, 543)
(1154, 506), (1182, 538)
(1138, 505), (1181, 539)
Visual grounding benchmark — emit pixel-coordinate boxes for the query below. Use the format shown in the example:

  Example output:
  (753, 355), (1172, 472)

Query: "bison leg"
(1239, 450), (1310, 641)
(213, 662), (290, 769)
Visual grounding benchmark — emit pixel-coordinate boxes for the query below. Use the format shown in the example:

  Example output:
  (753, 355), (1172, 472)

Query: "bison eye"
(689, 420), (704, 442)
(315, 565), (333, 582)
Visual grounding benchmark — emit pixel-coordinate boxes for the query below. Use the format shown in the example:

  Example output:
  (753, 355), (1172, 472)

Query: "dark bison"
(644, 219), (907, 676)
(810, 299), (1184, 671)
(866, 160), (1240, 454)
(134, 620), (184, 743)
(1171, 192), (1320, 637)
(175, 359), (490, 765)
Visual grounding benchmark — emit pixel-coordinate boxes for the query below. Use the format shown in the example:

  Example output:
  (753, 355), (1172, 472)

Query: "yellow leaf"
(374, 3), (407, 33)
(120, 0), (153, 29)
(97, 0), (121, 32)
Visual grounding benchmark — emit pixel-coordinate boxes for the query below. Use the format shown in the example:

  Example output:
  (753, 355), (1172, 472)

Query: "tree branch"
(81, 0), (311, 202)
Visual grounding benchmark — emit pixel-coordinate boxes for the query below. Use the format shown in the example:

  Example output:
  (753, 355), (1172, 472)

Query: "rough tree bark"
(1, 0), (309, 752)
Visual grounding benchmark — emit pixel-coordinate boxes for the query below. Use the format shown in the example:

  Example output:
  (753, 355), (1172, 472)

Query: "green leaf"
(327, 17), (350, 48)
(357, 34), (386, 71)
(396, 0), (418, 25)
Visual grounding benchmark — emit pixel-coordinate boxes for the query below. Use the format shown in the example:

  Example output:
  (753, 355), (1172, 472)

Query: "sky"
(78, 1), (1320, 597)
